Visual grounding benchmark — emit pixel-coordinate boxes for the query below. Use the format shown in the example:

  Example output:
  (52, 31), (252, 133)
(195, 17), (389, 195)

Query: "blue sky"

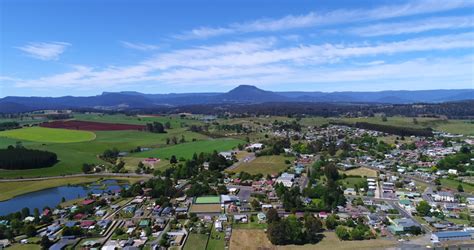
(0, 0), (473, 97)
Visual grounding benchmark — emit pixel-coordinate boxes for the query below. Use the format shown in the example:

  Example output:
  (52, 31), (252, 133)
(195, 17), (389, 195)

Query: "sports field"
(228, 155), (292, 175)
(133, 138), (244, 160)
(195, 196), (220, 204)
(343, 167), (378, 178)
(0, 127), (96, 143)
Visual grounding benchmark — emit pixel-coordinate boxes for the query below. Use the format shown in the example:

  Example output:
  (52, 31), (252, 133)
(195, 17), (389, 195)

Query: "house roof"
(434, 231), (471, 238)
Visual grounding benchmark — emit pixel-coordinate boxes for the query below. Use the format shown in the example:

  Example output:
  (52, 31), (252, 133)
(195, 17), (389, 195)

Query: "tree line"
(0, 146), (57, 170)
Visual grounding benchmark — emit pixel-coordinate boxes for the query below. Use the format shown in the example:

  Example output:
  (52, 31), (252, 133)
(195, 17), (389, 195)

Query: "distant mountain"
(0, 85), (472, 113)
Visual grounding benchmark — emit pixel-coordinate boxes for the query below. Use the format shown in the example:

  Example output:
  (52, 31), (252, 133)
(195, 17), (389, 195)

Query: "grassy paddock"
(0, 176), (145, 201)
(228, 155), (291, 175)
(229, 230), (396, 250)
(343, 167), (378, 178)
(133, 138), (244, 160)
(183, 233), (208, 250)
(0, 128), (206, 178)
(0, 127), (96, 143)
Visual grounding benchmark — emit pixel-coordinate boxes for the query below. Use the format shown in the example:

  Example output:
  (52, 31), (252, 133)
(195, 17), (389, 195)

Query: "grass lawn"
(0, 176), (144, 201)
(0, 127), (96, 143)
(121, 157), (171, 172)
(0, 128), (206, 178)
(133, 138), (244, 160)
(7, 244), (41, 250)
(195, 196), (221, 204)
(228, 155), (291, 175)
(207, 228), (225, 250)
(232, 220), (267, 230)
(343, 167), (378, 178)
(230, 230), (396, 250)
(446, 218), (471, 226)
(440, 178), (474, 194)
(183, 233), (208, 250)
(339, 176), (364, 189)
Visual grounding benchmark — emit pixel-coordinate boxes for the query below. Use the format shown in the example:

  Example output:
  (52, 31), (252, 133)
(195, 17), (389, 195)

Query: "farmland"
(0, 127), (96, 143)
(0, 128), (207, 178)
(132, 138), (244, 160)
(227, 155), (292, 175)
(40, 120), (146, 131)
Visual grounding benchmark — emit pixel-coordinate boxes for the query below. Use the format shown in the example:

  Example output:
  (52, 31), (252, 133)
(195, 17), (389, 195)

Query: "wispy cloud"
(120, 41), (160, 51)
(175, 0), (474, 39)
(15, 42), (70, 60)
(350, 15), (474, 36)
(9, 32), (474, 90)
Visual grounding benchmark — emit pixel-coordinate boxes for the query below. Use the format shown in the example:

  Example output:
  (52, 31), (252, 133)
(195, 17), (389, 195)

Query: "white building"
(276, 172), (295, 187)
(433, 191), (455, 202)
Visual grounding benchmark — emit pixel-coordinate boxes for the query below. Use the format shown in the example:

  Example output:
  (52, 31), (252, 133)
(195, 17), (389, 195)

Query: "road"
(226, 152), (256, 171)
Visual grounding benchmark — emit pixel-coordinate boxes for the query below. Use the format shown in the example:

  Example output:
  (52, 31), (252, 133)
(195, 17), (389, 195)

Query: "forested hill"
(1, 85), (473, 113)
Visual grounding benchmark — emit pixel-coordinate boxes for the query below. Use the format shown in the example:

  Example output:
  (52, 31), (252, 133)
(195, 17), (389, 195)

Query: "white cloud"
(350, 15), (474, 36)
(16, 42), (70, 60)
(9, 32), (474, 90)
(120, 41), (160, 51)
(175, 0), (474, 39)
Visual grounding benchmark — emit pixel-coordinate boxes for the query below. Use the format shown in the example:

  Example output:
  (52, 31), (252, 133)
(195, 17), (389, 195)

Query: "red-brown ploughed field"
(40, 120), (146, 131)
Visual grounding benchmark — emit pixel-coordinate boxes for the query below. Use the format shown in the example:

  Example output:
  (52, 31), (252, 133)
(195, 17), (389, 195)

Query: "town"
(0, 112), (473, 250)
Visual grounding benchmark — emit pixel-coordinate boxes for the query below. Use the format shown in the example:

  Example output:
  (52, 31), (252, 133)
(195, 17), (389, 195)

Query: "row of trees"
(0, 146), (57, 170)
(0, 121), (20, 131)
(266, 209), (323, 245)
(145, 122), (167, 133)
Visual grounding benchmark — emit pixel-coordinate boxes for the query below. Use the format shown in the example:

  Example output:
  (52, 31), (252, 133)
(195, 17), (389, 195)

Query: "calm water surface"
(0, 180), (126, 215)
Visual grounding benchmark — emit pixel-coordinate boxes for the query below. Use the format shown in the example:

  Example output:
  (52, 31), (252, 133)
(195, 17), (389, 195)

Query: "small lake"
(0, 180), (128, 216)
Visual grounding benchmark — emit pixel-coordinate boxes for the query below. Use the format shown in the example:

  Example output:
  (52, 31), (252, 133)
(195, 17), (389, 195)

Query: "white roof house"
(276, 172), (295, 187)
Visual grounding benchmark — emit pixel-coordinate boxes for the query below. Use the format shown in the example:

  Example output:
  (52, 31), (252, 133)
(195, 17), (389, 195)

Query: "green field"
(440, 178), (474, 194)
(339, 176), (365, 189)
(207, 227), (225, 250)
(0, 127), (96, 143)
(195, 196), (221, 204)
(228, 155), (291, 175)
(133, 138), (244, 160)
(335, 116), (474, 136)
(0, 128), (207, 178)
(74, 113), (201, 129)
(183, 233), (209, 250)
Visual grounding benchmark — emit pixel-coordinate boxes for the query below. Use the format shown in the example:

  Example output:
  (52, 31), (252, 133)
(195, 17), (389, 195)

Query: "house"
(82, 199), (95, 206)
(388, 218), (420, 235)
(257, 212), (267, 222)
(234, 214), (248, 223)
(246, 143), (264, 150)
(431, 231), (472, 242)
(448, 169), (458, 175)
(214, 221), (223, 231)
(433, 191), (455, 202)
(80, 220), (95, 229)
(344, 188), (356, 196)
(276, 173), (295, 188)
(218, 214), (228, 222)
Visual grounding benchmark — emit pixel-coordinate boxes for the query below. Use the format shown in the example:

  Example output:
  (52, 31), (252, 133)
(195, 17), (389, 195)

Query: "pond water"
(0, 180), (127, 216)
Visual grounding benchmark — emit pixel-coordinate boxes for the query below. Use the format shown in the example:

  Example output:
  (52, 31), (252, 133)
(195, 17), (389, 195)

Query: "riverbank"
(0, 175), (147, 201)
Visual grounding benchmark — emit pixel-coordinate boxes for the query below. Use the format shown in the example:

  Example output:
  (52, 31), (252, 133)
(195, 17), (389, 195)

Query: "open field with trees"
(0, 128), (207, 178)
(0, 176), (144, 201)
(133, 138), (244, 160)
(228, 155), (292, 175)
(230, 230), (397, 250)
(342, 167), (378, 178)
(0, 127), (96, 143)
(183, 233), (208, 250)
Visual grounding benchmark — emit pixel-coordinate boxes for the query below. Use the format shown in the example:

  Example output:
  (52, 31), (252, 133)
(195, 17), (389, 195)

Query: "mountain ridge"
(1, 85), (473, 113)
